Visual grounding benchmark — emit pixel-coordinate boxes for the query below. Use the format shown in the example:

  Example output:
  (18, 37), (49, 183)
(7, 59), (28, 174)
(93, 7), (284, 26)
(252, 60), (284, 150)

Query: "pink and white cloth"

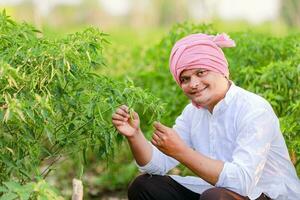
(169, 33), (236, 85)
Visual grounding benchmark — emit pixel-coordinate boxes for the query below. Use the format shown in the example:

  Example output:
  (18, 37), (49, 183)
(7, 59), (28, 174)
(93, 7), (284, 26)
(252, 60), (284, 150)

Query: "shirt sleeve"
(216, 108), (278, 196)
(137, 142), (179, 175)
(136, 104), (194, 175)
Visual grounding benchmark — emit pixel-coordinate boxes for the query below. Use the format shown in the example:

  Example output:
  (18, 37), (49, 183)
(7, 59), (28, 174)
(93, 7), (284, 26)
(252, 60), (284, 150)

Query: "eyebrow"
(180, 75), (189, 79)
(180, 69), (207, 79)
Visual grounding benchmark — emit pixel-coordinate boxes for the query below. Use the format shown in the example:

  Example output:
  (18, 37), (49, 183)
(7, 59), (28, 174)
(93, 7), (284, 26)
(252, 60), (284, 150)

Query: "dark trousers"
(128, 174), (271, 200)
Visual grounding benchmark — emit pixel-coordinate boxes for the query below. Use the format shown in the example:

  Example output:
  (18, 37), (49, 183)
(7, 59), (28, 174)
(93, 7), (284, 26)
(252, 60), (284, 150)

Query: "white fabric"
(137, 83), (300, 200)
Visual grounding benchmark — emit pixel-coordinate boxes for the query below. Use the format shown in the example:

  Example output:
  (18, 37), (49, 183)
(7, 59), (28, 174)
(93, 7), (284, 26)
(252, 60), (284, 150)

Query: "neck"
(207, 80), (231, 113)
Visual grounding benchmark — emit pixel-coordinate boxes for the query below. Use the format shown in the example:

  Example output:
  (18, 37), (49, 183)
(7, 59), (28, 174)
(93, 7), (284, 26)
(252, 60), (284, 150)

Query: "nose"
(190, 76), (200, 88)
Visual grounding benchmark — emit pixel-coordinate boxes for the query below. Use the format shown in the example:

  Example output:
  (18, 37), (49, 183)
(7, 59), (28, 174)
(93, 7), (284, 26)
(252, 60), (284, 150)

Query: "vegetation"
(0, 10), (299, 199)
(0, 10), (163, 199)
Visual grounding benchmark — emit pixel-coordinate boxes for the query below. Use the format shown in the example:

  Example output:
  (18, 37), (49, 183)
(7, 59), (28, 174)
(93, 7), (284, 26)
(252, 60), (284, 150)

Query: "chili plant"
(0, 10), (164, 198)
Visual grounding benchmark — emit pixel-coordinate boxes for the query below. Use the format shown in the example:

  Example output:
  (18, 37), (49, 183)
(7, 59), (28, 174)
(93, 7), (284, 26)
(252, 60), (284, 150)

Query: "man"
(112, 33), (300, 200)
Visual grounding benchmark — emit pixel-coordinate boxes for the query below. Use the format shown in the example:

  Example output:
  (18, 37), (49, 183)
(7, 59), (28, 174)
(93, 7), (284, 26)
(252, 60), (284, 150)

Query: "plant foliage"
(0, 10), (164, 198)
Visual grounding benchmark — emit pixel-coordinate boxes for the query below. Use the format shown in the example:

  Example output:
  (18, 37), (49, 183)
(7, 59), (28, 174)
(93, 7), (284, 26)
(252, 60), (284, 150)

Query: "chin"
(193, 98), (209, 106)
(192, 100), (204, 106)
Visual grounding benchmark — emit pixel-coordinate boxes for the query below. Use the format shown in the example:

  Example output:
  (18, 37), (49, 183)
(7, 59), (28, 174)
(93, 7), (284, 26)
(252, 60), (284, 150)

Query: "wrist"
(174, 146), (192, 162)
(126, 128), (142, 141)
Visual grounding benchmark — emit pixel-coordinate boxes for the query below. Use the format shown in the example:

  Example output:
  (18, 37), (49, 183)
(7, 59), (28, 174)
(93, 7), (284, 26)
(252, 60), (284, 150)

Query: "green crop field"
(0, 10), (299, 199)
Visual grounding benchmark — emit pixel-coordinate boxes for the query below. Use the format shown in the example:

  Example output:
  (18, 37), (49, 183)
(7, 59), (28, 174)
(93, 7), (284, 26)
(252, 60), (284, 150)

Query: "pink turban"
(169, 33), (236, 85)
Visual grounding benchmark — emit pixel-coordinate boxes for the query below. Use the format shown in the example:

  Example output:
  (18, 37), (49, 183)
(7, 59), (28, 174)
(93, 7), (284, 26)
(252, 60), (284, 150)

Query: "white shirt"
(137, 83), (300, 200)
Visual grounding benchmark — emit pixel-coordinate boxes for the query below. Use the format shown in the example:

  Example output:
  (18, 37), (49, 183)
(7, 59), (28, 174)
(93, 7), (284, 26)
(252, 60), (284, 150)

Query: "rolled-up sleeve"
(137, 104), (194, 175)
(216, 108), (277, 196)
(137, 142), (179, 175)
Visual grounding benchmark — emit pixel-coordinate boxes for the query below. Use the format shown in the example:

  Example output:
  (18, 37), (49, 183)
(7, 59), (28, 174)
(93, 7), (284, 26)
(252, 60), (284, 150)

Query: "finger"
(151, 139), (159, 147)
(152, 133), (161, 142)
(151, 135), (161, 146)
(153, 135), (163, 147)
(112, 113), (128, 121)
(112, 119), (126, 126)
(154, 130), (165, 139)
(120, 105), (129, 112)
(153, 132), (167, 146)
(132, 111), (139, 120)
(115, 108), (130, 118)
(153, 121), (169, 132)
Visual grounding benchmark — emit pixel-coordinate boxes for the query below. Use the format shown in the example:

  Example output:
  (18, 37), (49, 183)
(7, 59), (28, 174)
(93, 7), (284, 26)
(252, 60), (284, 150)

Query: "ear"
(223, 74), (230, 80)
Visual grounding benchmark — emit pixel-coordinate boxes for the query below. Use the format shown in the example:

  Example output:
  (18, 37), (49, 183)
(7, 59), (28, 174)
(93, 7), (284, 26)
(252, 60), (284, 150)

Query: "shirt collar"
(211, 81), (238, 114)
(224, 81), (238, 105)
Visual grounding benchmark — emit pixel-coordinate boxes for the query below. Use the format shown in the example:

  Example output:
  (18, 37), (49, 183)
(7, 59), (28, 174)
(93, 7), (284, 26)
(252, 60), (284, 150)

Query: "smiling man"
(111, 33), (300, 200)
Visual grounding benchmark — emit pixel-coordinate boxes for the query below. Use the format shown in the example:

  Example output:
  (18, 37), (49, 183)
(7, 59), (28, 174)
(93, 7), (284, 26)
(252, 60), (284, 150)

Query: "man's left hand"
(151, 121), (188, 158)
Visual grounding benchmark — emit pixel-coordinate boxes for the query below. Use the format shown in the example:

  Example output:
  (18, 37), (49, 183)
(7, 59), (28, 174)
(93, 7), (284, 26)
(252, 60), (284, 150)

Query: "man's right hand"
(112, 105), (152, 166)
(112, 105), (140, 138)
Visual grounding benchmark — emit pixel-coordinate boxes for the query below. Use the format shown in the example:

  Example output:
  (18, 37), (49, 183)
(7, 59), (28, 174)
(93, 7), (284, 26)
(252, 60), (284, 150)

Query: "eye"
(197, 70), (208, 77)
(180, 77), (189, 84)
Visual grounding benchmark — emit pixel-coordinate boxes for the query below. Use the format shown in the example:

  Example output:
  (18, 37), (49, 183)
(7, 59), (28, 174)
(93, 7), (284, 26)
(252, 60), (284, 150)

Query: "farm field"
(1, 10), (300, 199)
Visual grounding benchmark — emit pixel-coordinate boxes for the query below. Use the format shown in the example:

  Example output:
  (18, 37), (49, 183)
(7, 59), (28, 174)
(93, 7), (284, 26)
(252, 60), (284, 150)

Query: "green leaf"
(3, 181), (22, 191)
(18, 191), (32, 200)
(0, 192), (18, 200)
(0, 186), (8, 193)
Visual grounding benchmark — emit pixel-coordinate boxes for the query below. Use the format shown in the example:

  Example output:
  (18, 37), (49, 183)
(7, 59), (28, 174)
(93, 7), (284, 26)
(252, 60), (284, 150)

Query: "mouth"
(190, 86), (208, 96)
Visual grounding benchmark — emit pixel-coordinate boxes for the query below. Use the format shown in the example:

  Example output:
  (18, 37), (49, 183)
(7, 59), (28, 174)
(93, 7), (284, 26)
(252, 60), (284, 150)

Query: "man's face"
(179, 68), (229, 111)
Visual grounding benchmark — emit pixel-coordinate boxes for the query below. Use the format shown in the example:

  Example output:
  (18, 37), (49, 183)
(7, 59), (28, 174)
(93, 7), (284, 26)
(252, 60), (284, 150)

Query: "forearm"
(175, 147), (224, 185)
(127, 129), (153, 166)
